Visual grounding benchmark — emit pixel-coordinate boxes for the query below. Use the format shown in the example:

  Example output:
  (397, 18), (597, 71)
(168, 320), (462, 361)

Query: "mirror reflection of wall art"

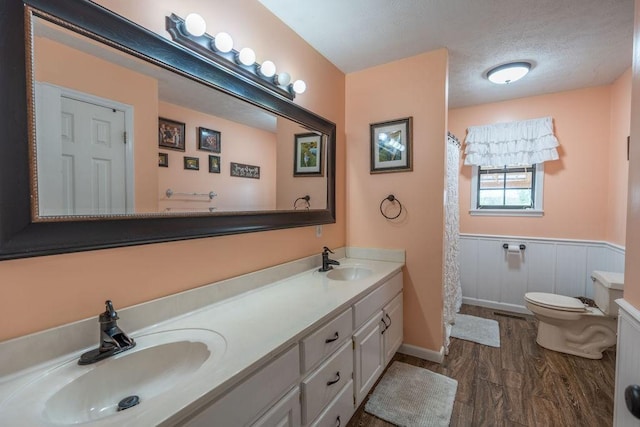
(158, 117), (186, 151)
(158, 152), (169, 167)
(294, 133), (323, 177)
(209, 155), (221, 173)
(183, 156), (199, 170)
(230, 162), (260, 179)
(198, 127), (221, 153)
(370, 117), (413, 173)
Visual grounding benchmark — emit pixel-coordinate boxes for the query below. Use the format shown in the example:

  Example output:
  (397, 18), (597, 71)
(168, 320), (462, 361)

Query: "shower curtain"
(443, 132), (462, 354)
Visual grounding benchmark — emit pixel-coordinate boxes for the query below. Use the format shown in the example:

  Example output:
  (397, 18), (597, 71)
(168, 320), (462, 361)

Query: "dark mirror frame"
(0, 0), (336, 260)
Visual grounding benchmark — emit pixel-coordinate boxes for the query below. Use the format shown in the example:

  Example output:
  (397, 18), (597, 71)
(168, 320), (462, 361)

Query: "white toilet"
(524, 270), (624, 359)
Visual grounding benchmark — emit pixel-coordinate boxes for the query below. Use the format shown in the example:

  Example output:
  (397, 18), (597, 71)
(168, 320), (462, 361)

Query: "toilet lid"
(524, 292), (586, 312)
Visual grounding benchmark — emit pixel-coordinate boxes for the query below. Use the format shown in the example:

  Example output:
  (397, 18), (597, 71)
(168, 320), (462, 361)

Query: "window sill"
(469, 209), (544, 217)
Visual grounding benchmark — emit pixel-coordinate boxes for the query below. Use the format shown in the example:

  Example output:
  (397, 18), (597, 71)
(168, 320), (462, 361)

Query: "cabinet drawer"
(301, 308), (353, 373)
(301, 340), (353, 424)
(184, 345), (300, 426)
(309, 380), (354, 427)
(353, 271), (402, 328)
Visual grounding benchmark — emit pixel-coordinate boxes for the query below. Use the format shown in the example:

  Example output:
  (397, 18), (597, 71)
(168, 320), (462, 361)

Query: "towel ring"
(380, 195), (403, 220)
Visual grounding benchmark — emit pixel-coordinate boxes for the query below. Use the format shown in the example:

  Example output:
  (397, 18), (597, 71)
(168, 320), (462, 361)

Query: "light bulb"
(292, 79), (306, 94)
(276, 72), (291, 86)
(238, 47), (256, 66)
(184, 13), (206, 37)
(213, 32), (233, 53)
(260, 60), (276, 77)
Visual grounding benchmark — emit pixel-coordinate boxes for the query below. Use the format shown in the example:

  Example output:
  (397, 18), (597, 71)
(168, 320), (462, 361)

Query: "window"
(470, 164), (544, 216)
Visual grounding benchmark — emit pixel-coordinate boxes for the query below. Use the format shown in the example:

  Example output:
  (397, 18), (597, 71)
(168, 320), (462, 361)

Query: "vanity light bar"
(166, 13), (305, 100)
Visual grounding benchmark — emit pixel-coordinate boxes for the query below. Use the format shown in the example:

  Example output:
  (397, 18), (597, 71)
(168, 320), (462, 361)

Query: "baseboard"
(397, 343), (444, 363)
(462, 297), (531, 315)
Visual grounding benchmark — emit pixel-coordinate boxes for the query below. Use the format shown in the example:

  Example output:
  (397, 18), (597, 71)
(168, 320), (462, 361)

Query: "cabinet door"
(252, 387), (301, 427)
(353, 313), (384, 406)
(383, 292), (403, 363)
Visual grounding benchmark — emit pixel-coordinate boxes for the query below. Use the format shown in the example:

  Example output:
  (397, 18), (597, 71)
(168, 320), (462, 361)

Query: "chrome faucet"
(78, 300), (136, 365)
(319, 246), (340, 272)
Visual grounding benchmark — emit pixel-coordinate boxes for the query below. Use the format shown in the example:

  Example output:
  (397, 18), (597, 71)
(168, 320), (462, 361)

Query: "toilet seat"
(524, 292), (586, 312)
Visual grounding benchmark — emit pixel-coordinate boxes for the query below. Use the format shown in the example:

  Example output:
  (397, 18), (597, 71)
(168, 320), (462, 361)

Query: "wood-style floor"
(347, 304), (616, 427)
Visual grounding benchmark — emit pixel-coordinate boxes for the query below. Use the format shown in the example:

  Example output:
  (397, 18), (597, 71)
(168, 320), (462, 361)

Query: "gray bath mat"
(365, 362), (457, 426)
(451, 314), (500, 347)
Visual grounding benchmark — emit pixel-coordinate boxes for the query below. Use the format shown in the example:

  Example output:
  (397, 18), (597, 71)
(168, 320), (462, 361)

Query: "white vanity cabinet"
(353, 272), (403, 406)
(181, 270), (403, 427)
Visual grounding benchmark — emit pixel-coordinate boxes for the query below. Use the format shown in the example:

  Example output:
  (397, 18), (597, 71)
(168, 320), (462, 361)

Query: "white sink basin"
(326, 266), (373, 281)
(0, 328), (226, 426)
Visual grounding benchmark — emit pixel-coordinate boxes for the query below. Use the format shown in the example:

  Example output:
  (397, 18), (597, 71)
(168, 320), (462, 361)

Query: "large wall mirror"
(0, 0), (336, 260)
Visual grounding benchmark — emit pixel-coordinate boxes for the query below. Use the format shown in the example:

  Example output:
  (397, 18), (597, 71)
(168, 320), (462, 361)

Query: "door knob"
(625, 384), (640, 419)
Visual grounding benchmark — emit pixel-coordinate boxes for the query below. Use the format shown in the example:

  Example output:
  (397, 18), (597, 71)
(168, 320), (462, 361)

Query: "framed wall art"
(158, 152), (168, 167)
(370, 117), (413, 173)
(158, 117), (185, 151)
(230, 162), (260, 179)
(209, 155), (221, 173)
(294, 133), (323, 177)
(198, 127), (221, 153)
(183, 156), (199, 170)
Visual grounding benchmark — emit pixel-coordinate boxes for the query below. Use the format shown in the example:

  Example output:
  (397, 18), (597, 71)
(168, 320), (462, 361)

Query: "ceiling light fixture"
(486, 61), (532, 84)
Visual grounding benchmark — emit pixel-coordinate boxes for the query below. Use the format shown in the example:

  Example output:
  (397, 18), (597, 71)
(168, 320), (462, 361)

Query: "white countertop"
(0, 256), (403, 426)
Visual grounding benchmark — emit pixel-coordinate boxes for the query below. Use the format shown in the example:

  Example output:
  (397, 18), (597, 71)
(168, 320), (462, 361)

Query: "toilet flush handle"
(625, 384), (640, 419)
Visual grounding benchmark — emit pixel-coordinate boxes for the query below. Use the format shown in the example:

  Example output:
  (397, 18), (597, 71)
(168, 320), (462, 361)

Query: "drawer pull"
(325, 332), (339, 343)
(326, 371), (341, 386)
(336, 415), (341, 427)
(381, 318), (387, 334)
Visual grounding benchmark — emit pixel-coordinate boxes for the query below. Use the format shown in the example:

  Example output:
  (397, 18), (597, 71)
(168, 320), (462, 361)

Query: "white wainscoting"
(460, 234), (625, 314)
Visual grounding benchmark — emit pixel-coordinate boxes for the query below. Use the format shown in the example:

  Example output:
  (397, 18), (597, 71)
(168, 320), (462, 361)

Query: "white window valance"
(463, 116), (559, 167)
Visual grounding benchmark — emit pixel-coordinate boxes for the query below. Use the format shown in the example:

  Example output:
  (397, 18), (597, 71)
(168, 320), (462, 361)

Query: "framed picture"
(183, 156), (199, 170)
(158, 117), (185, 151)
(230, 162), (260, 179)
(209, 155), (221, 173)
(370, 117), (413, 173)
(158, 152), (168, 167)
(294, 133), (323, 177)
(198, 127), (221, 153)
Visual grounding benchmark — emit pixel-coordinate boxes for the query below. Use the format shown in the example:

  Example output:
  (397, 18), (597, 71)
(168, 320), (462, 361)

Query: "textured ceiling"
(257, 0), (634, 108)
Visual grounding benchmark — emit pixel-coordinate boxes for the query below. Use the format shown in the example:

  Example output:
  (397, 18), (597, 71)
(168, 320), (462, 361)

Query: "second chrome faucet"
(319, 246), (340, 272)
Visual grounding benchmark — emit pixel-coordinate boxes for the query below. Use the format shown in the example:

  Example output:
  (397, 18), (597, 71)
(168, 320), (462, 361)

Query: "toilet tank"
(591, 270), (624, 316)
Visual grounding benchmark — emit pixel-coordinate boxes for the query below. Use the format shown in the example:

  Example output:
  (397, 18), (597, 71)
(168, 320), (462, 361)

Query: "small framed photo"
(158, 152), (168, 167)
(209, 155), (221, 173)
(198, 127), (221, 153)
(294, 133), (323, 177)
(158, 117), (185, 151)
(183, 156), (199, 170)
(370, 117), (413, 173)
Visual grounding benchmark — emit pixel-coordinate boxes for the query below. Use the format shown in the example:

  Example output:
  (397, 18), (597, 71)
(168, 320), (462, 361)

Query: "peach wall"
(346, 49), (448, 352)
(450, 86), (613, 240)
(276, 118), (328, 210)
(35, 37), (158, 212)
(624, 0), (640, 307)
(158, 101), (277, 212)
(608, 68), (632, 245)
(0, 0), (345, 342)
